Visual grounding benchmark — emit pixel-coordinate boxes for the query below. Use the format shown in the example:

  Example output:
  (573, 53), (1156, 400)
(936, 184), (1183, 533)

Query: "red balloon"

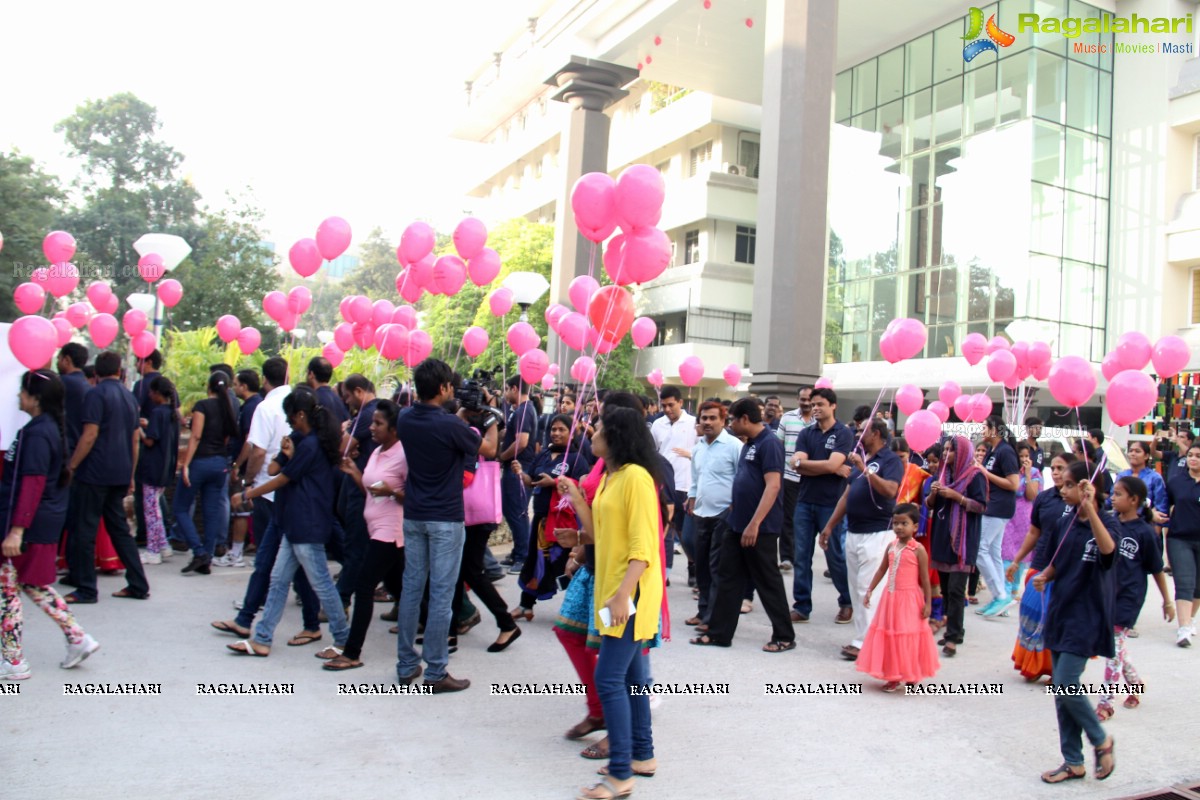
(586, 286), (635, 346)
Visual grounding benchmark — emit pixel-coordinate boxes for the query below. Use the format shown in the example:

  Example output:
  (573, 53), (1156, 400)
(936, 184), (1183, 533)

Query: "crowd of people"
(4, 346), (1200, 795)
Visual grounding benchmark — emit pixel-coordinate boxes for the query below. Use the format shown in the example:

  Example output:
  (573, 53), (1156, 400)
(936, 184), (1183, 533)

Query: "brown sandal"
(684, 616), (703, 626)
(1040, 763), (1085, 783)
(322, 655), (364, 671)
(1094, 737), (1115, 781)
(580, 738), (609, 759)
(598, 758), (656, 777)
(287, 630), (322, 646)
(1123, 694), (1140, 709)
(565, 715), (606, 740)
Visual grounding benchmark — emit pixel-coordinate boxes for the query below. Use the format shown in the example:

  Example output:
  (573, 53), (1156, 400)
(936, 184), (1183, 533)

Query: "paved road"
(3, 551), (1196, 799)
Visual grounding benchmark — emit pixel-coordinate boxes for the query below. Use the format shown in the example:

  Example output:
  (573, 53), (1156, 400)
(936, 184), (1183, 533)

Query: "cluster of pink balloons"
(1096, 332), (1188, 426)
(545, 279), (637, 356)
(879, 318), (928, 363)
(326, 294), (428, 367)
(215, 314), (261, 355)
(571, 166), (671, 287)
(289, 217), (353, 279)
(963, 334), (1053, 390)
(261, 283), (314, 335)
(394, 218), (500, 306)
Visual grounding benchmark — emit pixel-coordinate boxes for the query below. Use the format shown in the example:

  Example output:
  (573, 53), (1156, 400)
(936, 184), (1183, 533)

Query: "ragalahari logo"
(962, 7), (1015, 62)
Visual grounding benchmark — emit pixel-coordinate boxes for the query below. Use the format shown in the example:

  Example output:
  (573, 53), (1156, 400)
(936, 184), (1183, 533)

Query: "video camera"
(455, 368), (498, 412)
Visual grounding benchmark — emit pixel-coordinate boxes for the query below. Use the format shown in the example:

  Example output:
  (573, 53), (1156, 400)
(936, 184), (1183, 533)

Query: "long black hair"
(985, 415), (1018, 451)
(1115, 475), (1154, 524)
(599, 406), (660, 481)
(283, 385), (342, 464)
(150, 375), (181, 425)
(207, 371), (238, 438)
(21, 369), (70, 488)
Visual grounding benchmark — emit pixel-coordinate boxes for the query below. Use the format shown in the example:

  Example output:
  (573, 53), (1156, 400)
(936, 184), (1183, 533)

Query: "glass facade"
(826, 0), (1112, 364)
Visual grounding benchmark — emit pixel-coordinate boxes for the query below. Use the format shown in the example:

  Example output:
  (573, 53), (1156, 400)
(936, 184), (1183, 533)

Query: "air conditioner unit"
(725, 163), (749, 176)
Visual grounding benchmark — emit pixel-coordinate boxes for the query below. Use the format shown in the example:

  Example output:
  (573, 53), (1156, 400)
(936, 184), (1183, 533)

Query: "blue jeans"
(173, 455), (229, 558)
(792, 501), (850, 613)
(396, 520), (466, 683)
(253, 539), (348, 647)
(594, 615), (654, 780)
(235, 501), (320, 631)
(1051, 651), (1109, 766)
(502, 469), (531, 564)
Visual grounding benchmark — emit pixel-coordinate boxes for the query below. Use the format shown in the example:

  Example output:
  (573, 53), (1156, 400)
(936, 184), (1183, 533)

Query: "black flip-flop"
(1040, 763), (1085, 783)
(211, 621), (250, 637)
(689, 635), (729, 647)
(763, 640), (796, 653)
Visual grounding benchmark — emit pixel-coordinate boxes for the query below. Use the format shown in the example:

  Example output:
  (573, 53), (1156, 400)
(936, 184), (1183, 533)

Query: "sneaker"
(1, 659), (32, 680)
(1177, 627), (1192, 648)
(139, 549), (162, 565)
(212, 554), (231, 567)
(158, 547), (174, 561)
(232, 600), (244, 610)
(61, 634), (100, 669)
(649, 692), (663, 710)
(499, 555), (515, 567)
(507, 563), (522, 575)
(779, 561), (793, 572)
(976, 599), (1001, 616)
(212, 554), (247, 568)
(982, 598), (1015, 618)
(1126, 628), (1139, 639)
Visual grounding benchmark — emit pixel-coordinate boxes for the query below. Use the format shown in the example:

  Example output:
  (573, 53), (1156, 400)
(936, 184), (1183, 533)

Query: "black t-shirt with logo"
(795, 420), (854, 507)
(846, 447), (905, 533)
(983, 441), (1019, 518)
(1044, 510), (1117, 659)
(728, 428), (785, 533)
(1112, 516), (1164, 629)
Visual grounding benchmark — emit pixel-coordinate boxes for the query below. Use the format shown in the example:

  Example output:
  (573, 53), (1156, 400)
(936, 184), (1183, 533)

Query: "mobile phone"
(556, 573), (571, 591)
(598, 597), (637, 628)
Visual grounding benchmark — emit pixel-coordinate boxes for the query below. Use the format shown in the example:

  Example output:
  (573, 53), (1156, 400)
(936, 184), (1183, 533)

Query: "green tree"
(340, 227), (401, 300)
(0, 151), (63, 319)
(56, 93), (200, 302)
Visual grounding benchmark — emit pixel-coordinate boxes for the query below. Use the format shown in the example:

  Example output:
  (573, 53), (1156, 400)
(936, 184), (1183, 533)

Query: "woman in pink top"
(325, 399), (407, 671)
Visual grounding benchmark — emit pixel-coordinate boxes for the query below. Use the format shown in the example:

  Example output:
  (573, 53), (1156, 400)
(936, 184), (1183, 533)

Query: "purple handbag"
(464, 460), (502, 526)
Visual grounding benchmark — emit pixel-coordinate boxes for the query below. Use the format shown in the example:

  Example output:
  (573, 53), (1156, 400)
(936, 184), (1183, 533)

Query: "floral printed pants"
(1, 561), (85, 668)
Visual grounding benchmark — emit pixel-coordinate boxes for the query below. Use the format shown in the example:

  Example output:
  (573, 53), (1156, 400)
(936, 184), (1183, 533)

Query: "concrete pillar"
(545, 57), (638, 363)
(749, 0), (838, 395)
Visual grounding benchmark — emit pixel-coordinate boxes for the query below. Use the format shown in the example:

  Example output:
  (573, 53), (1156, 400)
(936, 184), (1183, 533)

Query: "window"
(738, 136), (760, 178)
(1192, 268), (1200, 325)
(735, 226), (756, 264)
(656, 159), (671, 178)
(684, 230), (700, 264)
(689, 140), (713, 176)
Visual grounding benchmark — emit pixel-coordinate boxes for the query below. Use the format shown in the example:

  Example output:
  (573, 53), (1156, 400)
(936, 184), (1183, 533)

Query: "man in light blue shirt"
(685, 401), (744, 627)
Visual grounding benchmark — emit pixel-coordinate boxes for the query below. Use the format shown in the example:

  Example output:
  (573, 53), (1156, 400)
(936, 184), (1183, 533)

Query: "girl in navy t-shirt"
(136, 376), (180, 564)
(1096, 476), (1174, 719)
(1031, 461), (1116, 783)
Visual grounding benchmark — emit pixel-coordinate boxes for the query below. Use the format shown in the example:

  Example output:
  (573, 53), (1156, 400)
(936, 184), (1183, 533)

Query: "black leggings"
(343, 540), (405, 661)
(454, 524), (517, 633)
(939, 571), (969, 645)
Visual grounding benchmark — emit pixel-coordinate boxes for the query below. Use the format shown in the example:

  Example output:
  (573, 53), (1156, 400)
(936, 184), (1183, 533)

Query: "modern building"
(451, 0), (1200, 422)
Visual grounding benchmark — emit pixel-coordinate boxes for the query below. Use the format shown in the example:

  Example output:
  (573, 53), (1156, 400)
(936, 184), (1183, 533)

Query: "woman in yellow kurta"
(564, 406), (662, 800)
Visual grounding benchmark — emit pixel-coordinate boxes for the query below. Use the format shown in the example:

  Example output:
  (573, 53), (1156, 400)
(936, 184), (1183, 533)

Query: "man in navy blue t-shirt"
(820, 419), (903, 660)
(697, 398), (795, 650)
(64, 351), (149, 603)
(394, 358), (481, 693)
(336, 374), (380, 606)
(499, 375), (538, 573)
(789, 387), (854, 624)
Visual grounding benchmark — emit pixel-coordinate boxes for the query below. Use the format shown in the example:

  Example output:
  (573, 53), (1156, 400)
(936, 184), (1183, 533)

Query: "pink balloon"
(371, 299), (396, 329)
(349, 295), (373, 325)
(557, 312), (589, 351)
(570, 172), (618, 243)
(969, 394), (994, 423)
(288, 285), (313, 315)
(216, 315), (242, 343)
(548, 363), (560, 377)
(1010, 341), (1030, 371)
(131, 330), (157, 359)
(545, 303), (570, 331)
(52, 317), (72, 347)
(315, 216), (352, 261)
(985, 336), (1010, 355)
(1101, 351), (1123, 382)
(433, 255), (467, 296)
(87, 313), (119, 348)
(408, 252), (436, 290)
(620, 227), (671, 284)
(814, 377), (834, 390)
(1048, 356), (1096, 408)
(572, 356), (598, 384)
(86, 281), (113, 309)
(722, 364), (741, 388)
(45, 262), (80, 297)
(1027, 341), (1052, 370)
(396, 270), (424, 304)
(895, 383), (924, 416)
(263, 290), (289, 321)
(237, 326), (261, 354)
(453, 217), (488, 261)
(122, 309), (148, 337)
(1106, 370), (1157, 427)
(7, 316), (59, 369)
(679, 356), (704, 387)
(467, 247), (501, 287)
(322, 343), (345, 368)
(631, 317), (657, 349)
(1032, 361), (1052, 382)
(902, 409), (942, 453)
(278, 311), (299, 332)
(519, 349), (550, 384)
(156, 278), (183, 308)
(927, 400), (950, 424)
(568, 275), (600, 313)
(615, 164), (666, 230)
(399, 221), (436, 265)
(879, 332), (900, 364)
(289, 238), (323, 278)
(986, 350), (1017, 383)
(404, 329), (433, 365)
(98, 293), (118, 315)
(462, 326), (489, 358)
(1003, 372), (1023, 391)
(952, 395), (973, 422)
(506, 321), (540, 356)
(602, 234), (629, 286)
(339, 296), (355, 323)
(137, 253), (165, 284)
(488, 287), (514, 317)
(31, 267), (48, 285)
(541, 375), (556, 391)
(376, 324), (410, 360)
(646, 368), (664, 388)
(391, 306), (417, 330)
(1152, 335), (1190, 379)
(938, 381), (961, 407)
(889, 318), (928, 362)
(1115, 331), (1152, 372)
(66, 302), (92, 329)
(334, 322), (355, 352)
(961, 332), (987, 366)
(352, 322), (374, 350)
(42, 231), (76, 264)
(13, 282), (46, 314)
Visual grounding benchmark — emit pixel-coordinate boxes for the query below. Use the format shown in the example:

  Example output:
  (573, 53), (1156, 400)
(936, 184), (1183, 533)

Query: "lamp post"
(502, 271), (549, 322)
(133, 233), (192, 339)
